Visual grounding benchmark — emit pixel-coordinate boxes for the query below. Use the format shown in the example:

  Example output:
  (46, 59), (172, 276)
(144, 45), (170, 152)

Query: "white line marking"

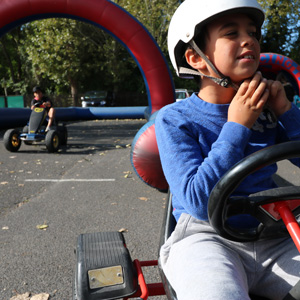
(25, 179), (115, 182)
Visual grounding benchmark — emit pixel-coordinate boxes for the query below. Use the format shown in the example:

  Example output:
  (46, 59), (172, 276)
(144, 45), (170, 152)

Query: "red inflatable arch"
(0, 0), (175, 115)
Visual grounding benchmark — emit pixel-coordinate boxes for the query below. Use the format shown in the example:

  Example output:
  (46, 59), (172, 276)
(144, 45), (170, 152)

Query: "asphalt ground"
(1, 119), (300, 300)
(0, 119), (168, 300)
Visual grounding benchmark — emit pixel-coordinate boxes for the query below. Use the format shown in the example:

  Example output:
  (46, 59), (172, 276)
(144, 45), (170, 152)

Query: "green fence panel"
(0, 96), (5, 108)
(7, 95), (24, 108)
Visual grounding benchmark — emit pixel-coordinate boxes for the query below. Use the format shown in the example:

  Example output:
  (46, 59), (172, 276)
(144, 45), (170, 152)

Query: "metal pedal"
(74, 231), (138, 300)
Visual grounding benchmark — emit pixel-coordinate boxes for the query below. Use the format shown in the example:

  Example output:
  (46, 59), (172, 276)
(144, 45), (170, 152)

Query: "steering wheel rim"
(208, 141), (300, 242)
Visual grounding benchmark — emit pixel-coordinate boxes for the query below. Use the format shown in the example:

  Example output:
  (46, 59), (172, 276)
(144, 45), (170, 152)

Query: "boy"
(31, 86), (55, 132)
(155, 0), (300, 299)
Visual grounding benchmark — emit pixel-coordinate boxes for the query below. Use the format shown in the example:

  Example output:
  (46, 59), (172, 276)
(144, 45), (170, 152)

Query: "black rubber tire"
(3, 129), (21, 152)
(45, 130), (60, 153)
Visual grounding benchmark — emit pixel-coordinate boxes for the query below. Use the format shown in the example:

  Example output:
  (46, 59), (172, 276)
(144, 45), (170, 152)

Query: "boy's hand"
(266, 80), (291, 116)
(228, 72), (269, 129)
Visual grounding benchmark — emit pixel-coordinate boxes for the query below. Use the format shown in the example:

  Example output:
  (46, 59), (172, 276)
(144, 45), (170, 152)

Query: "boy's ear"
(185, 48), (207, 71)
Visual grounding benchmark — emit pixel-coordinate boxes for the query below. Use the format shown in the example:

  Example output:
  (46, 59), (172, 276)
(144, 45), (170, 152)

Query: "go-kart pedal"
(74, 231), (138, 300)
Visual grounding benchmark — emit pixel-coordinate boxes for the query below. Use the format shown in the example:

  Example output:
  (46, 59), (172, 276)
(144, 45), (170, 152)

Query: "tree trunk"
(70, 78), (79, 106)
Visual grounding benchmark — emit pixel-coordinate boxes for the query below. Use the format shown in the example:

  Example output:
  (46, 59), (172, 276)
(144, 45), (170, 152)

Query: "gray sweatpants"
(160, 213), (300, 300)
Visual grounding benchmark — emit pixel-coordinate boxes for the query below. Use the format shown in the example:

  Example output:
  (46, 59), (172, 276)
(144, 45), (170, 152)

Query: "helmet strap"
(180, 39), (239, 91)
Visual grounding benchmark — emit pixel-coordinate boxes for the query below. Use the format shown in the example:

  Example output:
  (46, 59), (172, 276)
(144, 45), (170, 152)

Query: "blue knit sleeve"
(278, 103), (300, 140)
(155, 105), (252, 221)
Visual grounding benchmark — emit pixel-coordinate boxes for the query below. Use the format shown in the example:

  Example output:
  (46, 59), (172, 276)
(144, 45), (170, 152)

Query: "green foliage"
(20, 18), (145, 105)
(112, 0), (179, 54)
(258, 0), (300, 61)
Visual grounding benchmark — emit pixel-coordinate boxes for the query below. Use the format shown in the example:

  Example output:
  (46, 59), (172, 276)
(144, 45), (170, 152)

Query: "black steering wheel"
(208, 141), (300, 242)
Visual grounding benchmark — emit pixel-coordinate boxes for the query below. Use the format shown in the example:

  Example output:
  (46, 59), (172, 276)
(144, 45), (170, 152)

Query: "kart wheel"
(3, 129), (21, 152)
(45, 130), (60, 153)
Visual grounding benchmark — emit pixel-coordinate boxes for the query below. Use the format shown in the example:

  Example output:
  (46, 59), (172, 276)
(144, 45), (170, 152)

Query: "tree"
(112, 0), (179, 54)
(21, 17), (148, 106)
(258, 0), (300, 61)
(22, 18), (99, 106)
(0, 27), (31, 95)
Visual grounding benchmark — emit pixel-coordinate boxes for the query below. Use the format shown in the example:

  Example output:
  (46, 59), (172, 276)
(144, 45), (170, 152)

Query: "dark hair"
(33, 86), (42, 93)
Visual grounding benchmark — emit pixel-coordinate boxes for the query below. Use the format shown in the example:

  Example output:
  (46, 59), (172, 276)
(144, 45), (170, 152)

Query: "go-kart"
(72, 140), (300, 300)
(3, 104), (67, 153)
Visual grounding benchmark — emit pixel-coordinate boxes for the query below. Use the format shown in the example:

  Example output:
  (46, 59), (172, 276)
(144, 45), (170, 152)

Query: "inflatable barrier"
(0, 106), (148, 129)
(259, 53), (300, 96)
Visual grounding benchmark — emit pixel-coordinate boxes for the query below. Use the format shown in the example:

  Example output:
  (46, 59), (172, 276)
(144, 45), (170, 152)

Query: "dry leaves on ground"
(10, 292), (49, 300)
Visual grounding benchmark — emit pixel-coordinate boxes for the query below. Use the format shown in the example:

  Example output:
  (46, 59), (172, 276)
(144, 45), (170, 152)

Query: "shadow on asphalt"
(0, 119), (146, 155)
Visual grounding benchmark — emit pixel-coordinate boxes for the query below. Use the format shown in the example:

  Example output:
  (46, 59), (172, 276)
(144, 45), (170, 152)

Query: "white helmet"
(168, 0), (265, 87)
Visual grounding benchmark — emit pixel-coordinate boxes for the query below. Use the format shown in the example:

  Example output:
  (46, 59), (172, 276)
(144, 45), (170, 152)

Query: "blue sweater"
(155, 93), (300, 227)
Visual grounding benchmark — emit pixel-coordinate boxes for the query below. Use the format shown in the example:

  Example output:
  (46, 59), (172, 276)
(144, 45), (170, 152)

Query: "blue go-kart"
(3, 104), (67, 153)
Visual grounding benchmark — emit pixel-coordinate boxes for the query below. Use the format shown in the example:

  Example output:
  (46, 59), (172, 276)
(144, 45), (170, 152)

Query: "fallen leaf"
(31, 293), (49, 300)
(126, 144), (131, 148)
(10, 292), (30, 300)
(2, 226), (9, 230)
(119, 228), (128, 233)
(139, 197), (148, 201)
(9, 156), (17, 159)
(1, 181), (8, 185)
(123, 171), (132, 178)
(116, 145), (122, 149)
(36, 222), (48, 230)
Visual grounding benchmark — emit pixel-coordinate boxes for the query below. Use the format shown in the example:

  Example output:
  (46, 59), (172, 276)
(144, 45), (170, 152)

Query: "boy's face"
(34, 91), (42, 100)
(204, 13), (260, 84)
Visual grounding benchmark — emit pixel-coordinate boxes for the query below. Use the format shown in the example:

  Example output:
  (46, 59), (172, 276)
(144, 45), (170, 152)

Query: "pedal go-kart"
(73, 141), (300, 300)
(3, 104), (67, 153)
